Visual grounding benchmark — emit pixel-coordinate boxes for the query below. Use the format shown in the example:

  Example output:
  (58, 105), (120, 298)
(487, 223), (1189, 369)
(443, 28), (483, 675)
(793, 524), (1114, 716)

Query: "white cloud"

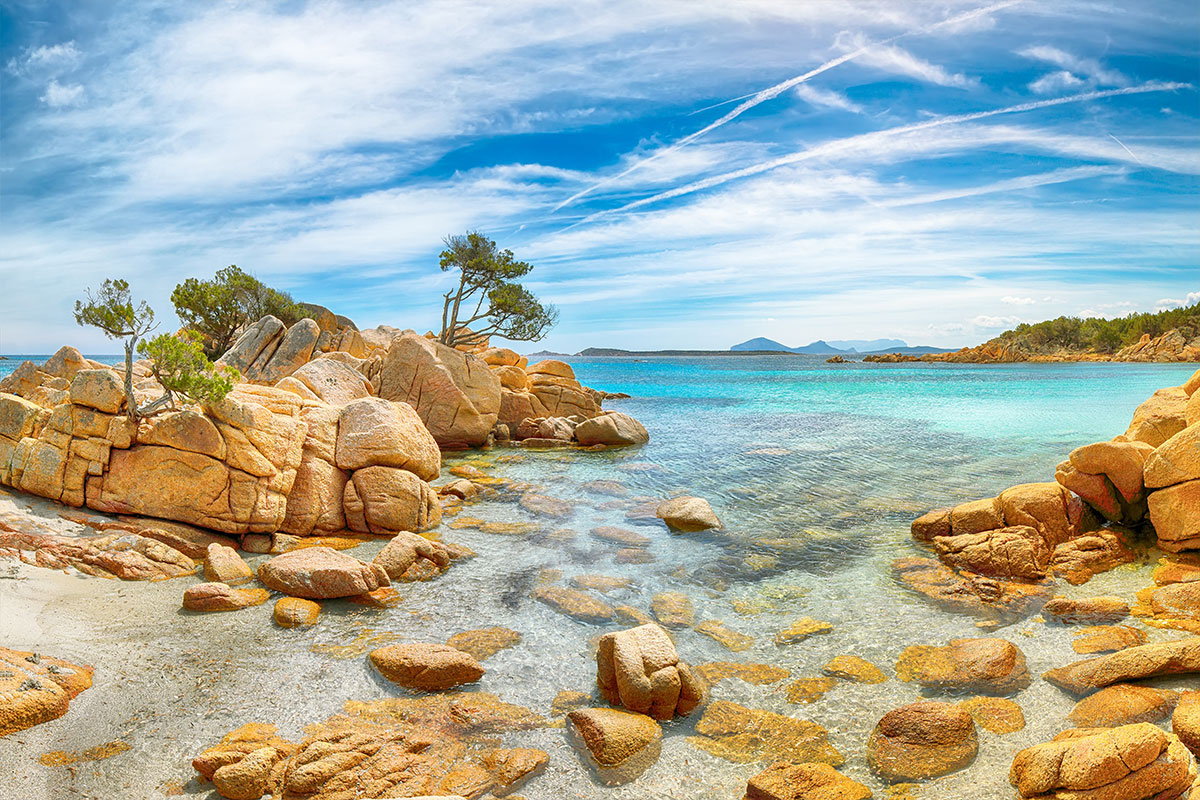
(795, 84), (863, 113)
(7, 41), (81, 76)
(850, 39), (979, 89)
(971, 314), (1024, 328)
(1028, 70), (1085, 94)
(1001, 296), (1037, 305)
(1154, 291), (1200, 310)
(40, 80), (85, 107)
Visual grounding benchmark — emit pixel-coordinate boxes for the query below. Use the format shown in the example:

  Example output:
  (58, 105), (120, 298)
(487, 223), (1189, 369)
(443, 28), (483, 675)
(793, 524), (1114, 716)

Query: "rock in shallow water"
(688, 701), (843, 765)
(655, 495), (721, 532)
(1175, 691), (1200, 757)
(896, 637), (1030, 695)
(596, 623), (707, 720)
(203, 542), (253, 586)
(744, 761), (872, 800)
(272, 597), (320, 628)
(1042, 595), (1130, 624)
(183, 582), (270, 612)
(567, 707), (661, 784)
(867, 700), (978, 781)
(369, 642), (485, 691)
(1042, 637), (1200, 694)
(1009, 722), (1195, 799)
(1068, 683), (1180, 728)
(256, 546), (390, 599)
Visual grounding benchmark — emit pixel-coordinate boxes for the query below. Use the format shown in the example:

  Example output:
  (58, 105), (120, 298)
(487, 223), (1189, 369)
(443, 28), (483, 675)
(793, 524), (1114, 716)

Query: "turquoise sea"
(1, 354), (1196, 799)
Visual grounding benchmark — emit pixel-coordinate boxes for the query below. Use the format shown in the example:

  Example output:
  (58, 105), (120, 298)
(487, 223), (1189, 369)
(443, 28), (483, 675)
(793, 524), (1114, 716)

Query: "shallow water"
(1, 355), (1197, 799)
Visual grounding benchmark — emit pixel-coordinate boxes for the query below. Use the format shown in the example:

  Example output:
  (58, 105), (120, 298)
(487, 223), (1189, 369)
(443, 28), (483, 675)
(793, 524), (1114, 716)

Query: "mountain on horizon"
(730, 337), (906, 354)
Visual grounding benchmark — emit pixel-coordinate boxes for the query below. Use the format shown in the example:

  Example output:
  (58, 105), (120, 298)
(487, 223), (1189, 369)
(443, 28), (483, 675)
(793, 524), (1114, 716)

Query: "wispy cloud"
(1020, 44), (1129, 87)
(586, 82), (1189, 220)
(795, 84), (864, 113)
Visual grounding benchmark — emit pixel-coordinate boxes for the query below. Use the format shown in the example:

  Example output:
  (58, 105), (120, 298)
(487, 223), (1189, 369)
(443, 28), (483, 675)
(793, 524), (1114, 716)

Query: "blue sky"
(1, 0), (1197, 353)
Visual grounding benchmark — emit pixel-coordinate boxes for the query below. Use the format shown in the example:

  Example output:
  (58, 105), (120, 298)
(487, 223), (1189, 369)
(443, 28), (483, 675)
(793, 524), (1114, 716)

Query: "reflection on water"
(1, 357), (1196, 799)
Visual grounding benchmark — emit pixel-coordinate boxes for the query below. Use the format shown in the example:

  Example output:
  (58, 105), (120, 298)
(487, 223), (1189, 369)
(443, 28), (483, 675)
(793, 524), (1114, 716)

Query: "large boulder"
(1149, 480), (1200, 553)
(377, 332), (501, 448)
(257, 546), (390, 599)
(42, 346), (89, 381)
(1042, 637), (1200, 694)
(368, 642), (484, 690)
(204, 543), (253, 585)
(1009, 723), (1195, 799)
(68, 369), (125, 414)
(255, 318), (320, 383)
(896, 638), (1030, 695)
(1125, 387), (1190, 446)
(575, 412), (649, 447)
(182, 582), (269, 612)
(867, 700), (978, 780)
(373, 530), (452, 580)
(343, 466), (442, 535)
(933, 525), (1052, 579)
(335, 397), (440, 480)
(1056, 439), (1155, 524)
(216, 316), (286, 376)
(596, 624), (707, 720)
(1146, 423), (1200, 489)
(286, 359), (372, 406)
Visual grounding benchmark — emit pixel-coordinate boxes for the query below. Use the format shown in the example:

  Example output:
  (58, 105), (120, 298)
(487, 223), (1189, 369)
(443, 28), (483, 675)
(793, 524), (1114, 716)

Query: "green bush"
(138, 331), (239, 407)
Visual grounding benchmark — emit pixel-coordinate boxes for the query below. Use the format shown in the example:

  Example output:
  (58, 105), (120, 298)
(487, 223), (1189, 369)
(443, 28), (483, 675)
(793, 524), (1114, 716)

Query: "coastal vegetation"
(994, 302), (1200, 355)
(171, 265), (303, 359)
(437, 231), (558, 348)
(75, 278), (237, 418)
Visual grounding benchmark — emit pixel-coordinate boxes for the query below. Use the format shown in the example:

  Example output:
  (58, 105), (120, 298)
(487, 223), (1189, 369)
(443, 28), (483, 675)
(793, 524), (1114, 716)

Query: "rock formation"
(595, 624), (707, 720)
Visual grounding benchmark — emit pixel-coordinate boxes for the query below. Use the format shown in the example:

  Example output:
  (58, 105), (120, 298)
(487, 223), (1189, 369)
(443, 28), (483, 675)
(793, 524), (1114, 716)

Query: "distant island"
(729, 337), (950, 356)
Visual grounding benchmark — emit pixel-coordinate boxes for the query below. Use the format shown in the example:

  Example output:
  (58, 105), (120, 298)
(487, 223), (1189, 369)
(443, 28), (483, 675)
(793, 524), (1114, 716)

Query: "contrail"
(579, 82), (1188, 222)
(552, 0), (1025, 212)
(1108, 133), (1144, 164)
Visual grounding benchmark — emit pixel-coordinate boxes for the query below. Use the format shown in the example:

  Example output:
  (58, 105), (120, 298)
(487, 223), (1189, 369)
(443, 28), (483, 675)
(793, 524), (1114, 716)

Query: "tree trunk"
(123, 338), (139, 420)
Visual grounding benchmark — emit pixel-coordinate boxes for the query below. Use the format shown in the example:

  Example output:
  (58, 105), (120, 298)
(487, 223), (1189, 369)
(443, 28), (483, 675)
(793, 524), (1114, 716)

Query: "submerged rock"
(1042, 637), (1200, 694)
(272, 597), (320, 628)
(372, 530), (453, 581)
(774, 617), (833, 646)
(1009, 723), (1195, 799)
(896, 638), (1030, 695)
(688, 700), (844, 765)
(369, 643), (485, 691)
(1042, 595), (1130, 624)
(822, 655), (887, 684)
(445, 627), (521, 661)
(695, 620), (754, 651)
(744, 761), (872, 800)
(867, 700), (978, 781)
(650, 592), (695, 628)
(892, 556), (1055, 622)
(693, 662), (790, 686)
(596, 624), (707, 720)
(531, 585), (616, 623)
(958, 696), (1026, 734)
(192, 693), (548, 800)
(1067, 684), (1180, 728)
(257, 546), (390, 599)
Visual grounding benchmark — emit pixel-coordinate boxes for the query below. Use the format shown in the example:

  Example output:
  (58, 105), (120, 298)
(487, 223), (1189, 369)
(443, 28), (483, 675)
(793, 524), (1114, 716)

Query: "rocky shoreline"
(861, 328), (1200, 364)
(1, 313), (1199, 799)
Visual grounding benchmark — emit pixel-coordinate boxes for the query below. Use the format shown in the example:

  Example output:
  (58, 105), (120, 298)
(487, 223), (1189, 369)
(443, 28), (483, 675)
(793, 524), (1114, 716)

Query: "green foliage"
(171, 265), (304, 358)
(138, 331), (239, 407)
(437, 231), (558, 346)
(996, 303), (1200, 354)
(74, 278), (156, 340)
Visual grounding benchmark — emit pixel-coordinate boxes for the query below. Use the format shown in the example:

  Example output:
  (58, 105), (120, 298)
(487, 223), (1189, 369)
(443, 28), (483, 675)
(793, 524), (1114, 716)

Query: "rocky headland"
(1, 309), (1199, 799)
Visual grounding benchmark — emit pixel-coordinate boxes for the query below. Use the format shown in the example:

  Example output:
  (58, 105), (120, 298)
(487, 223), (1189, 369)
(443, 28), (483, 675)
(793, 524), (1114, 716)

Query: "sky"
(1, 0), (1198, 354)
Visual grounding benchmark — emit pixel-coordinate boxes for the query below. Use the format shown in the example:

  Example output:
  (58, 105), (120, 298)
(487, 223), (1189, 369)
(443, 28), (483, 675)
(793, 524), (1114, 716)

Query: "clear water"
(1, 355), (1197, 799)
